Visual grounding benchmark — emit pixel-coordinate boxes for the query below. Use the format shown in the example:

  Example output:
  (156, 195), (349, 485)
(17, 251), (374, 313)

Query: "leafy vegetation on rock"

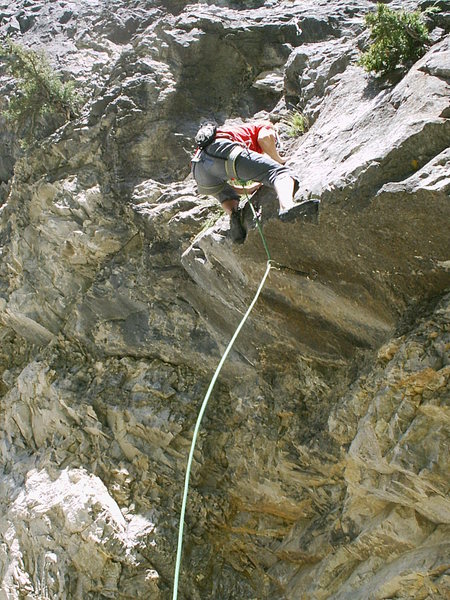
(285, 110), (309, 137)
(359, 3), (430, 76)
(0, 40), (82, 143)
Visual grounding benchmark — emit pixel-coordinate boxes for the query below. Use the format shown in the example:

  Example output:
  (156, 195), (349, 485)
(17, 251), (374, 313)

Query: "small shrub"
(0, 39), (82, 143)
(285, 111), (309, 137)
(359, 3), (430, 76)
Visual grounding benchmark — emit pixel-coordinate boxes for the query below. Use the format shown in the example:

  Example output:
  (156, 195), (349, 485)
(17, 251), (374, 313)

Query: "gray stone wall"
(0, 1), (449, 598)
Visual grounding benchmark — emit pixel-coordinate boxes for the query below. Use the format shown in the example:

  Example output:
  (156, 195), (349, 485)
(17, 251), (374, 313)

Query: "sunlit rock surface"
(0, 1), (449, 598)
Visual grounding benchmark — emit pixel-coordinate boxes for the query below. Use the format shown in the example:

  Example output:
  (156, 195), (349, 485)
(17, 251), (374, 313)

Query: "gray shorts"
(192, 140), (292, 203)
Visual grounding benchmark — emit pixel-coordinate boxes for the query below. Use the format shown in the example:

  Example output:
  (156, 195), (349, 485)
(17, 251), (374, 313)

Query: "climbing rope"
(248, 199), (271, 261)
(172, 189), (272, 600)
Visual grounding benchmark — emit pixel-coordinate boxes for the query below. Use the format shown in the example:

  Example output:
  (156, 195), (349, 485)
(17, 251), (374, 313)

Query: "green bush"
(0, 40), (82, 143)
(285, 111), (309, 137)
(359, 4), (430, 76)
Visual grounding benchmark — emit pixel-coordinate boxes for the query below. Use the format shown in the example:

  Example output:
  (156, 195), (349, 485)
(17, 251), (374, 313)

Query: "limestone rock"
(0, 1), (449, 599)
(284, 37), (359, 123)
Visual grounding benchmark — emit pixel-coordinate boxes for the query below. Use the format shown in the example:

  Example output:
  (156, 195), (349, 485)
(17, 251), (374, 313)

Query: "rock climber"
(191, 120), (314, 243)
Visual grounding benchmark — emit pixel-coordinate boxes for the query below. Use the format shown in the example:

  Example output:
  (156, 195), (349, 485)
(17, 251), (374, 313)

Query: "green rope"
(248, 199), (271, 262)
(172, 188), (272, 600)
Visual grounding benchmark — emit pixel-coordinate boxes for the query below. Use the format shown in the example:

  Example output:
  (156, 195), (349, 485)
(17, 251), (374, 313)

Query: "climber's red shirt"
(215, 122), (274, 154)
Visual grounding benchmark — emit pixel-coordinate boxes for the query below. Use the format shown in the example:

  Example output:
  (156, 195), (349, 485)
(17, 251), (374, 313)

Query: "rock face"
(0, 1), (449, 599)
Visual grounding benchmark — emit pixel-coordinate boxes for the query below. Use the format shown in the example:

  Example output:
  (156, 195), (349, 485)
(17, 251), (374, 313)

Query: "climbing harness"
(193, 144), (246, 195)
(225, 145), (245, 181)
(172, 188), (273, 600)
(195, 180), (228, 196)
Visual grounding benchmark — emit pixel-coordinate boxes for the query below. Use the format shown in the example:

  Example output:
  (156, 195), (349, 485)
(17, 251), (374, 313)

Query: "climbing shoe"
(279, 199), (320, 223)
(229, 207), (247, 244)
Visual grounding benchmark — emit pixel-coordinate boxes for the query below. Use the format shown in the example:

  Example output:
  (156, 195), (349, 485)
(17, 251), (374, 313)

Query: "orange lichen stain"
(230, 496), (312, 522)
(377, 339), (402, 362)
(395, 366), (449, 393)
